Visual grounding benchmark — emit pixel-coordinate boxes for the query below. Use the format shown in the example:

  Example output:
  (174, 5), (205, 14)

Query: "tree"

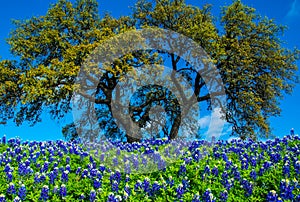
(0, 0), (298, 142)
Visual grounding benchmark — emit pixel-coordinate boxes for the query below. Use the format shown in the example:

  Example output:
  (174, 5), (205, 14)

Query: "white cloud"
(198, 115), (210, 128)
(198, 108), (231, 140)
(206, 108), (226, 139)
(286, 0), (300, 18)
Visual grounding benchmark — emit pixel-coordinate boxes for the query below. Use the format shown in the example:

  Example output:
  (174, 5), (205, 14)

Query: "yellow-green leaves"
(0, 0), (298, 141)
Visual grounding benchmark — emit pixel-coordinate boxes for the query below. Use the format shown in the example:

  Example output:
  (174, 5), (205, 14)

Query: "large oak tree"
(0, 0), (298, 142)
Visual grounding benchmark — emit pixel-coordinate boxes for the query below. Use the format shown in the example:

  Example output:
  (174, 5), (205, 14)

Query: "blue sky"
(0, 0), (299, 141)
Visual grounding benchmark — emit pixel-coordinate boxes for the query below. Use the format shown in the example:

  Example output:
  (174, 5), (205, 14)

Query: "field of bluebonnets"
(0, 134), (299, 202)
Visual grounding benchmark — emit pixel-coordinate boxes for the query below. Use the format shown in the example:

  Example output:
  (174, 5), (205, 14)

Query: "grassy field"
(0, 135), (299, 201)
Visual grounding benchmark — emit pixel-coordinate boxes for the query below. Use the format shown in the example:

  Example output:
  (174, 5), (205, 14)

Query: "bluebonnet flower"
(125, 175), (130, 183)
(82, 169), (88, 178)
(132, 157), (139, 170)
(259, 166), (265, 176)
(192, 193), (200, 202)
(6, 172), (13, 182)
(178, 163), (186, 176)
(134, 180), (142, 191)
(109, 172), (115, 184)
(250, 157), (257, 166)
(66, 164), (71, 172)
(7, 183), (16, 195)
(99, 164), (106, 172)
(53, 162), (58, 168)
(270, 152), (281, 163)
(176, 184), (185, 198)
(114, 170), (121, 183)
(142, 177), (151, 194)
(76, 167), (81, 175)
(4, 164), (12, 173)
(60, 184), (67, 198)
(158, 159), (166, 170)
(167, 176), (174, 187)
(113, 157), (118, 167)
(250, 169), (257, 180)
(241, 158), (249, 170)
(266, 190), (278, 202)
(89, 190), (96, 202)
(182, 177), (189, 190)
(66, 156), (70, 164)
(40, 173), (46, 182)
(26, 166), (33, 175)
(59, 166), (65, 173)
(94, 178), (102, 189)
(2, 135), (6, 144)
(18, 163), (27, 176)
(18, 184), (26, 200)
(13, 196), (21, 202)
(204, 165), (210, 175)
(125, 161), (131, 174)
(112, 180), (119, 193)
(233, 170), (241, 181)
(79, 193), (85, 200)
(222, 152), (228, 162)
(0, 194), (5, 202)
(124, 184), (131, 196)
(61, 170), (69, 182)
(241, 178), (253, 196)
(212, 166), (218, 176)
(39, 185), (49, 201)
(219, 190), (228, 202)
(41, 161), (49, 173)
(282, 162), (290, 177)
(202, 188), (216, 202)
(107, 192), (116, 202)
(263, 161), (272, 170)
(53, 167), (59, 176)
(225, 178), (234, 190)
(48, 171), (56, 184)
(53, 185), (59, 194)
(152, 181), (161, 195)
(280, 179), (294, 200)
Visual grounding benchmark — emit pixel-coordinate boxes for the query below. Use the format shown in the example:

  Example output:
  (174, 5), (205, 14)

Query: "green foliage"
(0, 0), (299, 141)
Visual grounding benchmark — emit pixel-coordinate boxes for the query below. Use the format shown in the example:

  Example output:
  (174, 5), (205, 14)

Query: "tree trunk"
(126, 133), (142, 143)
(169, 114), (181, 140)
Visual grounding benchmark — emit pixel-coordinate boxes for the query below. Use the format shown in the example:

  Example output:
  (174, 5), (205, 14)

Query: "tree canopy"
(0, 0), (298, 142)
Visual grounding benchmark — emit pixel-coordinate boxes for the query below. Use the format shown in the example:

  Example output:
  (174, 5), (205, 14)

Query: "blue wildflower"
(202, 188), (216, 202)
(192, 193), (200, 202)
(0, 194), (5, 202)
(60, 184), (67, 198)
(219, 190), (228, 202)
(280, 179), (294, 200)
(176, 184), (184, 198)
(89, 190), (96, 202)
(266, 190), (278, 202)
(61, 170), (69, 182)
(6, 172), (13, 182)
(94, 178), (102, 189)
(250, 169), (257, 180)
(7, 182), (16, 195)
(18, 184), (26, 200)
(13, 196), (21, 202)
(39, 185), (49, 201)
